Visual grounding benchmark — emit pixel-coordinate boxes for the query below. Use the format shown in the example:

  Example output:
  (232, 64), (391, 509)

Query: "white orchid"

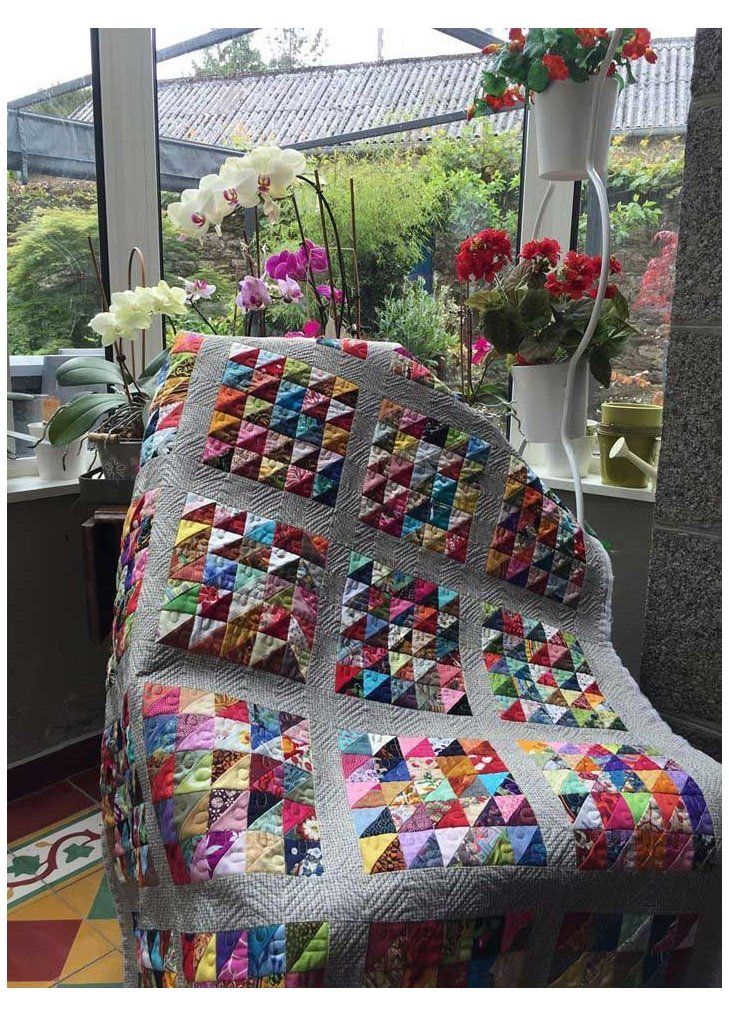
(216, 159), (260, 207)
(88, 282), (188, 346)
(167, 187), (217, 240)
(89, 311), (123, 347)
(241, 145), (306, 221)
(109, 290), (154, 336)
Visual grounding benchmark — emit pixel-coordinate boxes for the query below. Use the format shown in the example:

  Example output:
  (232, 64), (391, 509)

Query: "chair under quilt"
(102, 332), (721, 988)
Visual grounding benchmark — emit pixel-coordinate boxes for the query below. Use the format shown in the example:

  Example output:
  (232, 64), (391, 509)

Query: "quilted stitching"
(336, 551), (471, 714)
(339, 731), (546, 873)
(142, 683), (323, 883)
(182, 922), (330, 986)
(520, 741), (715, 871)
(157, 493), (328, 683)
(203, 343), (359, 506)
(360, 398), (490, 562)
(482, 603), (625, 728)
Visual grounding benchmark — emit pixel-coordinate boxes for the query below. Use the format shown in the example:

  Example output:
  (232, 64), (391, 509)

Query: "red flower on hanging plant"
(519, 237), (561, 267)
(456, 228), (512, 283)
(575, 28), (609, 48)
(484, 86), (523, 111)
(508, 28), (526, 51)
(622, 28), (652, 60)
(542, 54), (570, 81)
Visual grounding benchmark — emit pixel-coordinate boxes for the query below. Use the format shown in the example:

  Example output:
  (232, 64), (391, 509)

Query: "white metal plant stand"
(531, 28), (623, 529)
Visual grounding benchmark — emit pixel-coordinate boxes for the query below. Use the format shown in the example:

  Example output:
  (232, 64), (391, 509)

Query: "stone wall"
(639, 28), (722, 759)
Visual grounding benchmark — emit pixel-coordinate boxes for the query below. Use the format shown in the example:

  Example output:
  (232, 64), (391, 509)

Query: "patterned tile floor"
(7, 769), (124, 987)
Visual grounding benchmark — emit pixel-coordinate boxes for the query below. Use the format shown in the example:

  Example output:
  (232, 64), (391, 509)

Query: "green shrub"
(7, 207), (232, 354)
(374, 277), (458, 365)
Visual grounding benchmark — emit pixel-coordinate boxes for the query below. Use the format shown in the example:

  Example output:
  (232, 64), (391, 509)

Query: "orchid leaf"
(47, 392), (128, 446)
(55, 356), (124, 388)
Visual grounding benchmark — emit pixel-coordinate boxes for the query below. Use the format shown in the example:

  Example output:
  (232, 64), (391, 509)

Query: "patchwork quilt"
(103, 333), (721, 988)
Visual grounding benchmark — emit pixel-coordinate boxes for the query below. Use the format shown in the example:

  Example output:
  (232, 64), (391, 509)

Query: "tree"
(192, 30), (326, 78)
(266, 29), (326, 71)
(192, 35), (265, 77)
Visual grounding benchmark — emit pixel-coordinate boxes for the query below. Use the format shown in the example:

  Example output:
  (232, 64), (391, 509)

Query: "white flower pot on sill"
(27, 421), (91, 481)
(533, 77), (619, 181)
(511, 361), (589, 443)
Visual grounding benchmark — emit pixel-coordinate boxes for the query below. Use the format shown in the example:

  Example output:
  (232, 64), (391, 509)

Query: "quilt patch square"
(487, 458), (586, 606)
(100, 693), (156, 886)
(339, 730), (546, 873)
(157, 493), (328, 683)
(549, 912), (700, 987)
(520, 741), (715, 871)
(142, 682), (323, 884)
(182, 921), (330, 987)
(363, 912), (533, 987)
(141, 332), (204, 465)
(134, 918), (177, 987)
(482, 604), (625, 729)
(335, 551), (471, 715)
(112, 488), (158, 662)
(203, 343), (359, 506)
(360, 398), (490, 563)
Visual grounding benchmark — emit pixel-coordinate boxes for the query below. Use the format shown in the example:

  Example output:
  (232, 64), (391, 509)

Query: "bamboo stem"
(290, 191), (328, 326)
(349, 177), (362, 339)
(314, 170), (341, 337)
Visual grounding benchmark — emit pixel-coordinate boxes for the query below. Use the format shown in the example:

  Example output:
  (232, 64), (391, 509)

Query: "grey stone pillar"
(639, 29), (722, 759)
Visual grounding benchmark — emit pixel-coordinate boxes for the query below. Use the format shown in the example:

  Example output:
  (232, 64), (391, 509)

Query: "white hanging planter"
(532, 76), (619, 181)
(512, 361), (589, 443)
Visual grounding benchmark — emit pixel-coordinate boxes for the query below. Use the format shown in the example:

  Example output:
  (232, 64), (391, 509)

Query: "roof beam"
(7, 28), (259, 110)
(434, 28), (501, 50)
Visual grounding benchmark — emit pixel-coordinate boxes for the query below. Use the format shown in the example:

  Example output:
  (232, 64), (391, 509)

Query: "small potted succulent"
(458, 229), (637, 441)
(469, 29), (658, 180)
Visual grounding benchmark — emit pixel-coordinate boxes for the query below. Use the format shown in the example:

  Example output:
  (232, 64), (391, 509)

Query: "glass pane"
(154, 28), (522, 400)
(580, 35), (692, 419)
(8, 60), (101, 457)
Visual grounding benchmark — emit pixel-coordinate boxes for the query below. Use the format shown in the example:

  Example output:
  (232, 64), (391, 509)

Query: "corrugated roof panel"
(72, 38), (693, 145)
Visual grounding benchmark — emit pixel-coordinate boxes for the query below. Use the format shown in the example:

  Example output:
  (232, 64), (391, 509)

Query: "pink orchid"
(182, 278), (216, 300)
(297, 239), (329, 275)
(471, 335), (494, 365)
(236, 275), (271, 310)
(277, 276), (303, 303)
(265, 249), (306, 281)
(316, 284), (343, 304)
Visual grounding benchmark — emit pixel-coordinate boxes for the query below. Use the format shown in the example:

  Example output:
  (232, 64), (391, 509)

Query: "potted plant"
(460, 231), (637, 441)
(469, 29), (658, 180)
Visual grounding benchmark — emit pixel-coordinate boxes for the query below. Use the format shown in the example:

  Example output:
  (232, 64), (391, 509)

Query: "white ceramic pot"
(532, 77), (618, 181)
(27, 421), (91, 481)
(511, 361), (589, 443)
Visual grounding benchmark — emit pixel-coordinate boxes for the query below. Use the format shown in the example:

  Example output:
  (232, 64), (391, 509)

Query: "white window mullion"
(94, 28), (163, 361)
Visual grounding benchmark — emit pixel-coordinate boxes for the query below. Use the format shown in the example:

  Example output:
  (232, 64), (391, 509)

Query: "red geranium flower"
(456, 228), (512, 283)
(575, 28), (609, 47)
(520, 237), (561, 267)
(558, 251), (601, 298)
(587, 283), (619, 299)
(508, 28), (526, 51)
(622, 28), (652, 60)
(542, 54), (570, 80)
(645, 47), (658, 64)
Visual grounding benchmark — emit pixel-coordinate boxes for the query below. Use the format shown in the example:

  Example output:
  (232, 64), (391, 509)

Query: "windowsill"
(7, 476), (80, 504)
(541, 472), (655, 504)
